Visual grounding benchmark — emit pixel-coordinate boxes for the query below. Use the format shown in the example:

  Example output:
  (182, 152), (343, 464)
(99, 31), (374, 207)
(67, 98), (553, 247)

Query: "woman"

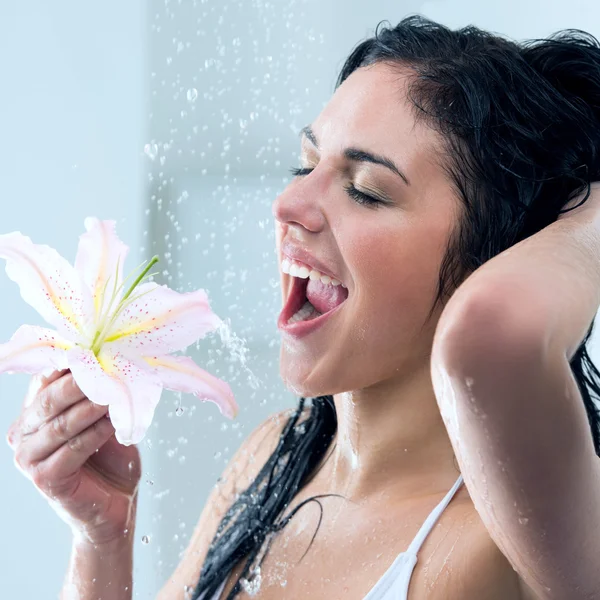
(7, 15), (600, 600)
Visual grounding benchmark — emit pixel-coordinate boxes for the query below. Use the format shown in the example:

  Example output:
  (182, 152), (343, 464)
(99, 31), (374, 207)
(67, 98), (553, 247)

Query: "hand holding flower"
(2, 217), (237, 548)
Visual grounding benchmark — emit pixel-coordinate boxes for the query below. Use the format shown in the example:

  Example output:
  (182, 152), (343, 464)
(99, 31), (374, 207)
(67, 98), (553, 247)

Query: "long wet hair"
(193, 15), (600, 599)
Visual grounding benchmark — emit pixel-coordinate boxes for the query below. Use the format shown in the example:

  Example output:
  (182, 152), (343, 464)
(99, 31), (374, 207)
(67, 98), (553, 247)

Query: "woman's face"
(273, 62), (460, 398)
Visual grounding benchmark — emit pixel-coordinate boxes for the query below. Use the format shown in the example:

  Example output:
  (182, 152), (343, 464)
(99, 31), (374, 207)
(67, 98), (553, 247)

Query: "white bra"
(199, 473), (464, 600)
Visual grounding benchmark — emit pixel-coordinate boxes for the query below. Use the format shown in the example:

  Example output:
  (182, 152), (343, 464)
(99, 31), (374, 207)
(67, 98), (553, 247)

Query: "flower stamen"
(90, 256), (159, 355)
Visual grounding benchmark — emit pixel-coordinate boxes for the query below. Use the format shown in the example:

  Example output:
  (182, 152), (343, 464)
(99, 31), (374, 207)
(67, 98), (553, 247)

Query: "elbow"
(432, 292), (550, 372)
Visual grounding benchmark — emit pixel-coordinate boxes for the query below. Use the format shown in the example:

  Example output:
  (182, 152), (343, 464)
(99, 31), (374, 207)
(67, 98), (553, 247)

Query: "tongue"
(306, 279), (348, 314)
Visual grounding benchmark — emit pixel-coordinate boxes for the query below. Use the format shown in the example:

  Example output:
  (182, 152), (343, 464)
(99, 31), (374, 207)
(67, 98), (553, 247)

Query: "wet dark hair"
(193, 14), (600, 599)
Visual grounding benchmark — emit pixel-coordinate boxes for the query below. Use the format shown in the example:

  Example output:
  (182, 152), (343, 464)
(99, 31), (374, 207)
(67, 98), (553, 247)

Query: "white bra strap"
(406, 473), (464, 556)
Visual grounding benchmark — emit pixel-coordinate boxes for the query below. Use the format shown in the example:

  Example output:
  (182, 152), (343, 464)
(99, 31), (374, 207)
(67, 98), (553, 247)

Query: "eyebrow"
(299, 125), (411, 187)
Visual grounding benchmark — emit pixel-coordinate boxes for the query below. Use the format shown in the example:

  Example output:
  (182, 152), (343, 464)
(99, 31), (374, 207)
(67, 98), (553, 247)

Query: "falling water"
(137, 3), (327, 598)
(217, 318), (262, 390)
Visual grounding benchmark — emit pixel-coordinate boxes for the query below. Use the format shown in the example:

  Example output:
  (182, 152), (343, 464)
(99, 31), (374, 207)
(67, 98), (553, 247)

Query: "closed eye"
(288, 166), (387, 208)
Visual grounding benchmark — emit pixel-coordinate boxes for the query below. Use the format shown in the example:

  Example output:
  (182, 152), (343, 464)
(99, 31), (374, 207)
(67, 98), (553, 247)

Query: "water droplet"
(144, 143), (158, 160)
(128, 461), (135, 470)
(240, 566), (262, 596)
(146, 479), (154, 486)
(518, 517), (529, 525)
(187, 88), (198, 102)
(141, 535), (150, 544)
(176, 406), (185, 416)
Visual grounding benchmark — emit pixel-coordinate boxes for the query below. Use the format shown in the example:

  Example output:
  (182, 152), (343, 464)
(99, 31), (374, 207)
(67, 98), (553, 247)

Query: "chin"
(279, 358), (350, 398)
(280, 368), (321, 398)
(279, 361), (326, 398)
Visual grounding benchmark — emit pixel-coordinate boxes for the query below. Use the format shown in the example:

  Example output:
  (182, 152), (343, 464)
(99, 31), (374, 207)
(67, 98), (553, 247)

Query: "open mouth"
(278, 275), (349, 331)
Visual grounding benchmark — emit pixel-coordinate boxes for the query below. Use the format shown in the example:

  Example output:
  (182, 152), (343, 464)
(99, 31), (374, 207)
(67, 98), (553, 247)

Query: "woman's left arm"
(430, 183), (600, 600)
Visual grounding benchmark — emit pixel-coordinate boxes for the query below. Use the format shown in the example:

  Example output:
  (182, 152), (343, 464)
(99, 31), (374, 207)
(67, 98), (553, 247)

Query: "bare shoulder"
(454, 500), (545, 600)
(156, 405), (305, 599)
(431, 487), (541, 600)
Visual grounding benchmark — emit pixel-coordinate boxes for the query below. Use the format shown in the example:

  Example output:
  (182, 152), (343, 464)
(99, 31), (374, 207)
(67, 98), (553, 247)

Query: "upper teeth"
(281, 258), (346, 288)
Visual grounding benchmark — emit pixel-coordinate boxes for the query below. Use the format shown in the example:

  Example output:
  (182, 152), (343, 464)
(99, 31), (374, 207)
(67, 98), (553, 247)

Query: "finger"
(19, 373), (86, 438)
(42, 368), (70, 387)
(29, 418), (116, 498)
(23, 369), (69, 408)
(7, 370), (72, 445)
(15, 398), (108, 466)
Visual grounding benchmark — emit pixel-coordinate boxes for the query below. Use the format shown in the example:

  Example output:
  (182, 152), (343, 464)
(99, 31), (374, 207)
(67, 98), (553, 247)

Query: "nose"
(272, 176), (326, 233)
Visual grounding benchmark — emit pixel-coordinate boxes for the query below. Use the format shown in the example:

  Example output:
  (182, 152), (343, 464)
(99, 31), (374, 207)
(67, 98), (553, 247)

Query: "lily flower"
(0, 217), (237, 445)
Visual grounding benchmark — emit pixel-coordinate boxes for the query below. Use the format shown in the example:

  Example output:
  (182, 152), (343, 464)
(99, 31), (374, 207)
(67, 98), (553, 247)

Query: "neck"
(326, 361), (460, 502)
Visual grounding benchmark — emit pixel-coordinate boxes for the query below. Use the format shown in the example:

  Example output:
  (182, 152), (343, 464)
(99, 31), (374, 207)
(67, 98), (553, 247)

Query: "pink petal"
(67, 346), (162, 446)
(103, 282), (221, 355)
(0, 325), (72, 374)
(0, 232), (93, 341)
(143, 354), (238, 419)
(74, 218), (129, 324)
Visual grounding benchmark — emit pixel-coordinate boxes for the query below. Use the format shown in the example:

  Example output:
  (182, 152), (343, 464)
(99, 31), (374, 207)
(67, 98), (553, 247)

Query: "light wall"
(0, 1), (153, 597)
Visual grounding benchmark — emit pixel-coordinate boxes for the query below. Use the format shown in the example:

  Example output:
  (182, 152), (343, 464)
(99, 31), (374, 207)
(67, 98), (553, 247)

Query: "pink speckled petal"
(0, 324), (72, 374)
(74, 218), (129, 324)
(0, 232), (93, 341)
(67, 346), (162, 446)
(103, 282), (221, 355)
(143, 354), (238, 419)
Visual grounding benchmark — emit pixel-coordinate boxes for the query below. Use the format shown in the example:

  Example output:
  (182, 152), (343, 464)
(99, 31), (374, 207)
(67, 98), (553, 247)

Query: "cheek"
(347, 225), (441, 336)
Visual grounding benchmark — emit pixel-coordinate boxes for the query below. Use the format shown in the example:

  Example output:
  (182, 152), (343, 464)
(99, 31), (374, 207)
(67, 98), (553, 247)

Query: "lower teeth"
(288, 300), (323, 324)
